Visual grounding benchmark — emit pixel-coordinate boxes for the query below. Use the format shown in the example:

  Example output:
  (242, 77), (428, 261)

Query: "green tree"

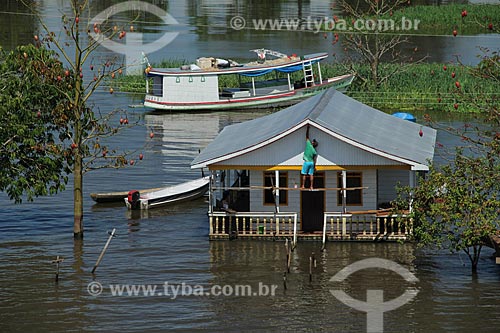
(11, 0), (143, 239)
(405, 148), (500, 273)
(396, 45), (499, 273)
(0, 45), (71, 202)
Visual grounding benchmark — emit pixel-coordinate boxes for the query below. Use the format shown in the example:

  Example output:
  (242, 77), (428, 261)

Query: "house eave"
(191, 120), (314, 169)
(205, 164), (413, 171)
(191, 121), (432, 171)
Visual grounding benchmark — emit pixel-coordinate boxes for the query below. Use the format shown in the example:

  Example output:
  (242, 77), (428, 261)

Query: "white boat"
(125, 177), (210, 210)
(143, 49), (354, 111)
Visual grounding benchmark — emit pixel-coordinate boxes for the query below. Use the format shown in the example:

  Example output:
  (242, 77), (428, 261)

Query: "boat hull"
(125, 177), (210, 210)
(144, 74), (354, 112)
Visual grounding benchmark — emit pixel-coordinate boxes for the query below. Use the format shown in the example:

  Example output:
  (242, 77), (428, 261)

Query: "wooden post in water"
(51, 256), (64, 282)
(92, 228), (116, 274)
(309, 256), (313, 282)
(287, 239), (292, 273)
(283, 238), (290, 290)
(309, 252), (317, 282)
(285, 238), (292, 273)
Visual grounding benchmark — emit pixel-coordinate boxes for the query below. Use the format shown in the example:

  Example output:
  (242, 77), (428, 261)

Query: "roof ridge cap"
(308, 89), (337, 120)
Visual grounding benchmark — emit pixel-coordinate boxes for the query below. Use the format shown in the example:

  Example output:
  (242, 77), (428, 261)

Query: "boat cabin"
(191, 88), (437, 244)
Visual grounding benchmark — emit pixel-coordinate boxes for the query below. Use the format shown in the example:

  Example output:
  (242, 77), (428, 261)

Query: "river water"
(1, 1), (500, 332)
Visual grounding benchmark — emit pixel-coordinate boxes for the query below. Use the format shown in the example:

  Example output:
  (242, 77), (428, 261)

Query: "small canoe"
(125, 177), (210, 210)
(90, 187), (163, 203)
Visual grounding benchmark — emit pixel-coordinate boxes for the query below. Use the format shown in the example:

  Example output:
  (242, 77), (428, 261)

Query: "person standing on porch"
(301, 125), (318, 190)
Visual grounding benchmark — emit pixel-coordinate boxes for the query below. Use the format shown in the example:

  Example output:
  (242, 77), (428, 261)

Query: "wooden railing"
(208, 211), (412, 244)
(322, 212), (412, 245)
(210, 212), (298, 243)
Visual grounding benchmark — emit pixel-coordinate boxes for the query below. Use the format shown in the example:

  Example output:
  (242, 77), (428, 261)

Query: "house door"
(301, 173), (325, 232)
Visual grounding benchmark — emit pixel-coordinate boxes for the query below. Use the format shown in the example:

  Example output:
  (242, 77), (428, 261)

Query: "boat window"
(263, 172), (288, 205)
(337, 172), (363, 206)
(152, 76), (163, 96)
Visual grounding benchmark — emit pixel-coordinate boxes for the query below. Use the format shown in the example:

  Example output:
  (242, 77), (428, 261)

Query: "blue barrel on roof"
(392, 112), (416, 122)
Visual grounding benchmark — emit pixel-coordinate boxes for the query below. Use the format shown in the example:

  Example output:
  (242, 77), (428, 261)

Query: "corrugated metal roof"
(191, 88), (436, 169)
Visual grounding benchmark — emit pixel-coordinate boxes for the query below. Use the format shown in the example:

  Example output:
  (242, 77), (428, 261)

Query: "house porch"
(209, 210), (411, 244)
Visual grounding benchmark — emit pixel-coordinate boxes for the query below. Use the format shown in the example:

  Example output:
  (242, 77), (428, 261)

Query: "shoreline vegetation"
(113, 4), (499, 113)
(334, 4), (500, 35)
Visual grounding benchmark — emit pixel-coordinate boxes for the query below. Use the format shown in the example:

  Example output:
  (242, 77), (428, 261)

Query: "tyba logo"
(330, 258), (419, 333)
(89, 1), (180, 74)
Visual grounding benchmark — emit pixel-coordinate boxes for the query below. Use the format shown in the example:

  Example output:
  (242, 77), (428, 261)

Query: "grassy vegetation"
(333, 4), (500, 35)
(345, 63), (496, 112)
(390, 4), (500, 35)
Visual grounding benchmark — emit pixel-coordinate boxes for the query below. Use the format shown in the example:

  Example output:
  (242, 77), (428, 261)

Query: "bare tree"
(336, 0), (426, 87)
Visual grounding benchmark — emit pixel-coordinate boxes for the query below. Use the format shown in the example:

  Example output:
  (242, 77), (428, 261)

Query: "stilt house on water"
(191, 88), (436, 244)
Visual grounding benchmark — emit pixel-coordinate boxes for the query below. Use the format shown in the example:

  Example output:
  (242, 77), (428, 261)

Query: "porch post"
(342, 170), (347, 238)
(209, 170), (214, 214)
(275, 170), (280, 213)
(342, 170), (347, 214)
(409, 170), (416, 213)
(293, 213), (298, 248)
(322, 214), (327, 248)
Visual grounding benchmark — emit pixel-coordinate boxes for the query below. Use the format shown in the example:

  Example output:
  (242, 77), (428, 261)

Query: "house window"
(337, 172), (362, 206)
(263, 172), (288, 205)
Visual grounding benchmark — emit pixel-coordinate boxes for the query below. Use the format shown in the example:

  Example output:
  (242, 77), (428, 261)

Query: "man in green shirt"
(301, 125), (318, 189)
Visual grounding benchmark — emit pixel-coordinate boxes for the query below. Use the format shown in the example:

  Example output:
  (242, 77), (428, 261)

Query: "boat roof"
(191, 88), (437, 170)
(148, 52), (328, 76)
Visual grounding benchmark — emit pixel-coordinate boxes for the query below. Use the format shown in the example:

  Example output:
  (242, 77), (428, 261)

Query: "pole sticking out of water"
(283, 272), (287, 290)
(51, 256), (64, 283)
(309, 256), (313, 282)
(285, 238), (289, 273)
(308, 252), (317, 283)
(285, 238), (292, 273)
(92, 228), (116, 274)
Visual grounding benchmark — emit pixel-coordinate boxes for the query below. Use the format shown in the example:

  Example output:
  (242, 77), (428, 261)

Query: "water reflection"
(207, 240), (500, 332)
(124, 195), (207, 220)
(207, 241), (420, 332)
(144, 111), (271, 177)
